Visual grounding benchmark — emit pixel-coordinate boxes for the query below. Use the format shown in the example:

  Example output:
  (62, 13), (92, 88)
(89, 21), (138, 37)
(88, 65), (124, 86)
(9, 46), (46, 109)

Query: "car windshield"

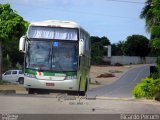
(26, 40), (78, 71)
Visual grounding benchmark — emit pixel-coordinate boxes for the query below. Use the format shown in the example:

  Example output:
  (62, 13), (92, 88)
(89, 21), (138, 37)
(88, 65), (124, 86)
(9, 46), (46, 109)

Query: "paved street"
(0, 94), (160, 114)
(87, 65), (150, 98)
(0, 65), (160, 115)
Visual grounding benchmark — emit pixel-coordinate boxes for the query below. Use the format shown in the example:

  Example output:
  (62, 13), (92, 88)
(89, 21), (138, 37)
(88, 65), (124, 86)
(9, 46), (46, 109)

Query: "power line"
(10, 3), (137, 20)
(105, 0), (144, 4)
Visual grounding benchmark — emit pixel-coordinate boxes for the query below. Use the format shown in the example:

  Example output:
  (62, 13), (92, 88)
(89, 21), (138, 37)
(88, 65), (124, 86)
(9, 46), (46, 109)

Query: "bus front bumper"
(23, 77), (79, 91)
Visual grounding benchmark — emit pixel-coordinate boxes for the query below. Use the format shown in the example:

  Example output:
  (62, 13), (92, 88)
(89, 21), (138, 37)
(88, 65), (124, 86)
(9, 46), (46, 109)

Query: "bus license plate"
(46, 83), (54, 86)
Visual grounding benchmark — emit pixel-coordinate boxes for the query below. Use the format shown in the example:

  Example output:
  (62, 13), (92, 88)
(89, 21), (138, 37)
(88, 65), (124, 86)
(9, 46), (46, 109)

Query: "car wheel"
(18, 77), (24, 84)
(28, 88), (35, 94)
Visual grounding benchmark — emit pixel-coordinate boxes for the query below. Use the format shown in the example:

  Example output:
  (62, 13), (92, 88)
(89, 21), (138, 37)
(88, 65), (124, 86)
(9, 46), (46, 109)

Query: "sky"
(1, 0), (150, 43)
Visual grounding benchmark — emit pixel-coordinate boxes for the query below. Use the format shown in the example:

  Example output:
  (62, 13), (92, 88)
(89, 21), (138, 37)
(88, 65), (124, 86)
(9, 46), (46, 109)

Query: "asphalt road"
(0, 94), (160, 114)
(1, 65), (160, 117)
(87, 65), (150, 98)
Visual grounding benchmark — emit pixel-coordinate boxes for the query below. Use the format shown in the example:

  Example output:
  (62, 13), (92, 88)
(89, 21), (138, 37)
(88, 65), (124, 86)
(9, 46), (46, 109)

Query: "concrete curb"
(96, 96), (160, 105)
(96, 96), (134, 101)
(0, 90), (16, 94)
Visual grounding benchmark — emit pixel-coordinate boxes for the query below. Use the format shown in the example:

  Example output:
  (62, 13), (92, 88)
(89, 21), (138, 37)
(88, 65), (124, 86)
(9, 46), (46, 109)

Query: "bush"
(132, 77), (158, 99)
(0, 80), (10, 85)
(91, 56), (104, 65)
(150, 72), (160, 79)
(154, 79), (160, 97)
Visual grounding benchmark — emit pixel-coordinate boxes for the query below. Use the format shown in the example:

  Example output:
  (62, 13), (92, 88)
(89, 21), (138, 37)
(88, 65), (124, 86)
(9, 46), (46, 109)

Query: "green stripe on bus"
(25, 68), (77, 76)
(25, 69), (37, 75)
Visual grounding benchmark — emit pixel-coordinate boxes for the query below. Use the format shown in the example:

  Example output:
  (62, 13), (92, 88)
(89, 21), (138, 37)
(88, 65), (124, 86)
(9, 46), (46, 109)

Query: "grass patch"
(0, 80), (10, 85)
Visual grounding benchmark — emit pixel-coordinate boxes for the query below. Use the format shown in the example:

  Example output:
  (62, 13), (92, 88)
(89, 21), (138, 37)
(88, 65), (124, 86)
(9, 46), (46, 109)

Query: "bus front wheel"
(78, 79), (88, 96)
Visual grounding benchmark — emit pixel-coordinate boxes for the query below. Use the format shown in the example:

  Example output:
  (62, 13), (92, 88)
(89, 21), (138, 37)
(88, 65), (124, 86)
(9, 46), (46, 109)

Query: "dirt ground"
(0, 64), (146, 92)
(89, 64), (147, 89)
(0, 84), (25, 91)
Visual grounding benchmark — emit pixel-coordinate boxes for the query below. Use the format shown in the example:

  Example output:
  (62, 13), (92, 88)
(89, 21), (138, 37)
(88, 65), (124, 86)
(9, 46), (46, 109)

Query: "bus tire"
(78, 80), (88, 96)
(78, 91), (85, 96)
(18, 77), (24, 84)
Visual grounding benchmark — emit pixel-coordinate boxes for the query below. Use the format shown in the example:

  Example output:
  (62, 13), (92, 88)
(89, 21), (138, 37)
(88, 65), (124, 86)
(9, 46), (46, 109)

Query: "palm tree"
(140, 0), (160, 32)
(140, 0), (155, 32)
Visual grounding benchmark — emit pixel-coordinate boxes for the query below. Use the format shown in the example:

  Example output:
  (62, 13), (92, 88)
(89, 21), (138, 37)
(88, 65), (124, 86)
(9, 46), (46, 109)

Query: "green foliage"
(157, 56), (160, 67)
(132, 83), (146, 98)
(123, 35), (150, 57)
(2, 54), (12, 71)
(16, 62), (23, 70)
(154, 79), (160, 97)
(152, 38), (160, 49)
(0, 80), (9, 85)
(0, 4), (28, 71)
(140, 0), (160, 49)
(112, 35), (151, 57)
(148, 44), (160, 56)
(151, 26), (160, 49)
(111, 41), (125, 55)
(132, 77), (157, 99)
(140, 0), (160, 32)
(151, 26), (160, 37)
(150, 72), (160, 79)
(132, 77), (160, 99)
(91, 36), (110, 65)
(0, 4), (27, 41)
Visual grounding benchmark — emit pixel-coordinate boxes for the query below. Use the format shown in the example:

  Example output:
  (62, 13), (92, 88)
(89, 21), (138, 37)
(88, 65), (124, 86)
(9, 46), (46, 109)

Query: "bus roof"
(29, 20), (90, 35)
(30, 20), (81, 29)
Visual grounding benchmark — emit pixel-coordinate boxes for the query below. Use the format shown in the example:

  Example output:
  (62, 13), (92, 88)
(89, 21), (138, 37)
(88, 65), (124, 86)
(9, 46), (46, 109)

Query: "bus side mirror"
(79, 39), (84, 56)
(19, 36), (26, 53)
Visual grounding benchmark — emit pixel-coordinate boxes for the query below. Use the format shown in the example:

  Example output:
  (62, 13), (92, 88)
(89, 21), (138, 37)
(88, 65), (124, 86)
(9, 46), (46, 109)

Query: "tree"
(136, 1), (160, 99)
(90, 36), (110, 64)
(140, 0), (156, 32)
(0, 4), (28, 79)
(140, 0), (160, 49)
(123, 35), (150, 57)
(111, 41), (125, 56)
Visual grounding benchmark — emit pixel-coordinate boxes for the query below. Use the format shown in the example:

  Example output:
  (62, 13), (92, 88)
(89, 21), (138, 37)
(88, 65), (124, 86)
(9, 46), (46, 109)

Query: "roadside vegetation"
(0, 80), (10, 85)
(132, 0), (160, 100)
(0, 4), (29, 80)
(132, 77), (160, 99)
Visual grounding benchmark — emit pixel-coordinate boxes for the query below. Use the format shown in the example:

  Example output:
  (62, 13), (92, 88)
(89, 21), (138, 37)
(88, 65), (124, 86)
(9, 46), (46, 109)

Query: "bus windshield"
(26, 40), (78, 71)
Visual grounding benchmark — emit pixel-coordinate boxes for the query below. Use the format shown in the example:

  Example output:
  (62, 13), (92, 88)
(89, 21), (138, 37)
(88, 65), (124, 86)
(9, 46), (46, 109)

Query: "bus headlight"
(65, 76), (77, 80)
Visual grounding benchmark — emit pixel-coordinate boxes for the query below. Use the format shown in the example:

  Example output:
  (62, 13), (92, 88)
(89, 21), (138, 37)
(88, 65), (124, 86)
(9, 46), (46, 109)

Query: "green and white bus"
(19, 20), (91, 95)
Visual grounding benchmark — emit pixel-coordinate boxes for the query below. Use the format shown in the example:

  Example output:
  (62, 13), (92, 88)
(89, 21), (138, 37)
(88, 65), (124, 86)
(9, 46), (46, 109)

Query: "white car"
(2, 70), (24, 84)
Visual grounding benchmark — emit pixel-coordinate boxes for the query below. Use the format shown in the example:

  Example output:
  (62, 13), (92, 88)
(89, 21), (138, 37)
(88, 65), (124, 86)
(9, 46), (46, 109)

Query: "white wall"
(103, 56), (157, 65)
